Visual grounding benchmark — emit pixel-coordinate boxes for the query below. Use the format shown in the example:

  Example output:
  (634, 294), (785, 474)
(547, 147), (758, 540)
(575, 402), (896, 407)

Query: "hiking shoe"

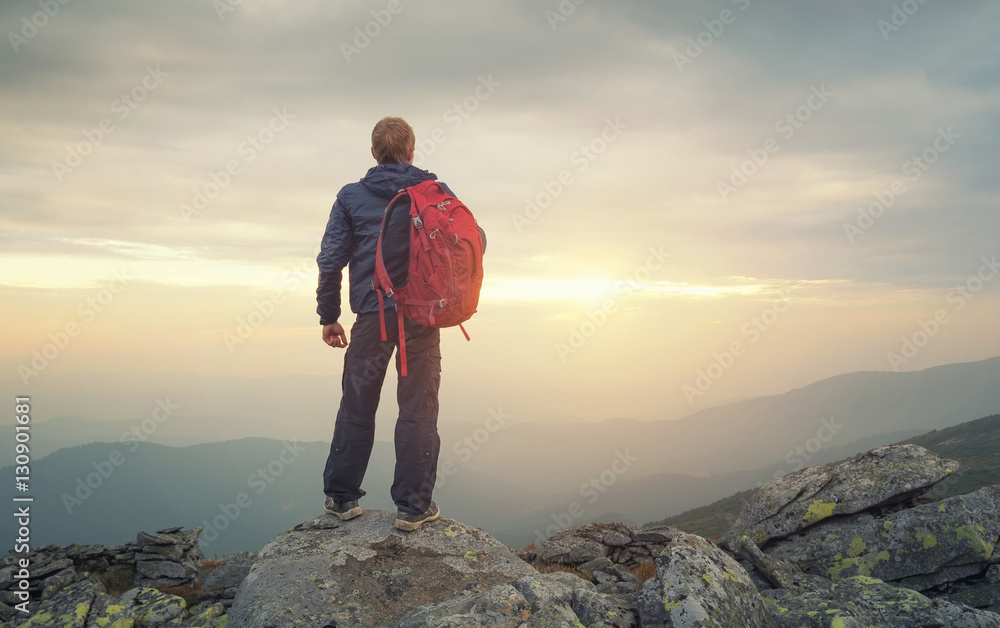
(394, 502), (441, 531)
(323, 497), (362, 521)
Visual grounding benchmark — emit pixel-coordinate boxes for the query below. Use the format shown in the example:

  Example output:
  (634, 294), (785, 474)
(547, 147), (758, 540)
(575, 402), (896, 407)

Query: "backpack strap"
(374, 189), (411, 342)
(398, 311), (407, 377)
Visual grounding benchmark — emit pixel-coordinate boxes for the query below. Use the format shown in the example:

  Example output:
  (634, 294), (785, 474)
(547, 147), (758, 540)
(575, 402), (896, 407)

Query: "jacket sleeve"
(316, 198), (353, 324)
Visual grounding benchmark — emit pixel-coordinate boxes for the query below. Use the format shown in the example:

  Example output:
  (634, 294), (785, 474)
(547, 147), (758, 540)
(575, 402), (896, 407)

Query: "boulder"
(735, 535), (1000, 627)
(763, 576), (1000, 628)
(637, 532), (776, 627)
(86, 586), (188, 627)
(178, 602), (230, 628)
(202, 552), (255, 593)
(720, 445), (957, 551)
(397, 570), (637, 627)
(228, 511), (538, 628)
(201, 550), (256, 607)
(9, 578), (195, 628)
(134, 559), (190, 588)
(8, 577), (105, 627)
(40, 568), (77, 601)
(767, 485), (1000, 585)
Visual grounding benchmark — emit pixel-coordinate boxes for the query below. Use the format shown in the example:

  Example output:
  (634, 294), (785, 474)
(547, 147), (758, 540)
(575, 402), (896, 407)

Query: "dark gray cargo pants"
(323, 308), (441, 515)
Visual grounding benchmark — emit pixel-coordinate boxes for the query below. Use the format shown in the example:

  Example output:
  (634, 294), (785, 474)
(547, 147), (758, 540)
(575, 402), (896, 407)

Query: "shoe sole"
(394, 508), (441, 531)
(323, 504), (362, 521)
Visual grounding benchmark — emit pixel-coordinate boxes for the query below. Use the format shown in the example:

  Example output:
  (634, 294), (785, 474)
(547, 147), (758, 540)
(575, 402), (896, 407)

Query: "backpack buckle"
(413, 216), (423, 228)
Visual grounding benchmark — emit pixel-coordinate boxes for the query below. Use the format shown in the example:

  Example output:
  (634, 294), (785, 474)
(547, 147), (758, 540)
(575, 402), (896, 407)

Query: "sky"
(1, 0), (999, 424)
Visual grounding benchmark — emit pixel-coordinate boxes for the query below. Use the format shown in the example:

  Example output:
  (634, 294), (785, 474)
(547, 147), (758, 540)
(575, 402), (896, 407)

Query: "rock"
(40, 568), (77, 601)
(157, 526), (184, 535)
(632, 527), (681, 544)
(178, 602), (229, 628)
(6, 578), (190, 628)
(228, 511), (537, 628)
(136, 543), (187, 562)
(9, 577), (105, 628)
(513, 571), (580, 608)
(766, 485), (1000, 585)
(0, 566), (15, 591)
(203, 552), (255, 592)
(398, 570), (637, 627)
(115, 587), (187, 625)
(527, 523), (681, 577)
(763, 575), (1000, 628)
(732, 536), (829, 595)
(525, 598), (581, 626)
(0, 601), (16, 623)
(947, 582), (1000, 616)
(600, 531), (632, 547)
(29, 559), (74, 581)
(638, 532), (776, 627)
(568, 589), (637, 626)
(84, 586), (187, 627)
(720, 445), (957, 551)
(135, 559), (190, 587)
(138, 530), (178, 546)
(78, 545), (105, 560)
(396, 582), (532, 627)
(540, 534), (607, 566)
(579, 557), (614, 575)
(897, 563), (985, 592)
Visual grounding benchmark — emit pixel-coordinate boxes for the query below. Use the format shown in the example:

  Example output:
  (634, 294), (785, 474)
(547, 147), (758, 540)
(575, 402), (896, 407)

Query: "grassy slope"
(648, 413), (1000, 537)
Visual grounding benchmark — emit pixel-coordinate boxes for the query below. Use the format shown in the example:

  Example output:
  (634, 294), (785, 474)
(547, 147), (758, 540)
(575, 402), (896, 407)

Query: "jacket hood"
(361, 163), (438, 199)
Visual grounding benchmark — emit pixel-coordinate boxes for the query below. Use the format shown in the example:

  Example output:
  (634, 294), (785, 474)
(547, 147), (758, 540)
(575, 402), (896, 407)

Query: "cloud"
(0, 0), (997, 300)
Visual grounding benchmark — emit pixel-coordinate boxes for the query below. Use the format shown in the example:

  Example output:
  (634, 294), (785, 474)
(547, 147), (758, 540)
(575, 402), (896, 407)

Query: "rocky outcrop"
(3, 575), (227, 628)
(225, 511), (655, 628)
(739, 536), (1000, 627)
(767, 485), (1000, 585)
(397, 571), (638, 627)
(638, 532), (776, 628)
(0, 526), (204, 624)
(720, 444), (956, 551)
(720, 444), (1000, 620)
(228, 510), (539, 627)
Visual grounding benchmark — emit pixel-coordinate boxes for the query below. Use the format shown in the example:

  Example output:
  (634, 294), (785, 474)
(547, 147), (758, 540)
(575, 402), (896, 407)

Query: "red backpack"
(373, 180), (484, 376)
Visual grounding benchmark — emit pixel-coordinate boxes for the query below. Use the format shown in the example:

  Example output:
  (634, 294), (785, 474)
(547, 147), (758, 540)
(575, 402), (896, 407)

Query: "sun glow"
(479, 278), (777, 302)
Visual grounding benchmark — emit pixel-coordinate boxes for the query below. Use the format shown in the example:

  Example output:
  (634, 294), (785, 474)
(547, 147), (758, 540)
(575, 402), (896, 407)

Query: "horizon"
(4, 353), (1000, 429)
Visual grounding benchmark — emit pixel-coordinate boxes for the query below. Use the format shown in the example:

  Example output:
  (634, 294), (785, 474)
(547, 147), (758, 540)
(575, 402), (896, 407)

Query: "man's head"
(371, 116), (415, 164)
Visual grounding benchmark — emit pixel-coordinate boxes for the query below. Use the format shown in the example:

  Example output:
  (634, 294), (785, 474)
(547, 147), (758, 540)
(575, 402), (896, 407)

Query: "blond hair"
(371, 117), (415, 164)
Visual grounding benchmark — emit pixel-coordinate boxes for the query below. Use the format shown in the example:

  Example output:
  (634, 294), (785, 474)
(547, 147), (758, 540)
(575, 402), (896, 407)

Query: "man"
(317, 117), (456, 531)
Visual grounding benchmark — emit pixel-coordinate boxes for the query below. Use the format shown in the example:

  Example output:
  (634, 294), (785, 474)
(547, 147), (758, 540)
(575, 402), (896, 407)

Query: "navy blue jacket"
(316, 163), (447, 325)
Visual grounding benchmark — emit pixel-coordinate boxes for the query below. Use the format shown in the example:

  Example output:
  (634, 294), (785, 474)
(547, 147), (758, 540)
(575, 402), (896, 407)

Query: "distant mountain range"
(3, 356), (998, 553)
(652, 412), (1000, 538)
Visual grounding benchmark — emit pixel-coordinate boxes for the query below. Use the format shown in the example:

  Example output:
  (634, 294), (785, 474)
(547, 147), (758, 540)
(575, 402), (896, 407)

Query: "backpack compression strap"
(374, 188), (416, 376)
(374, 189), (410, 342)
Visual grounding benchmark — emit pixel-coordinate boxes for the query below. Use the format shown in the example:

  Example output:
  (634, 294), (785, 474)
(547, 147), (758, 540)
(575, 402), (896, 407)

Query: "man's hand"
(323, 323), (348, 348)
